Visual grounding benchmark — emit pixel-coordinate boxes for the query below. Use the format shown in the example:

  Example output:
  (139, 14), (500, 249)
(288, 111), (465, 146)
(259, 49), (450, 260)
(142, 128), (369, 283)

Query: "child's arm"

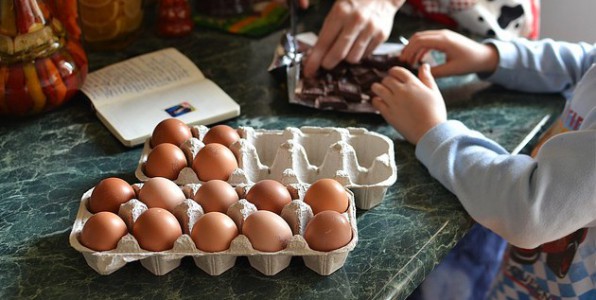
(414, 109), (596, 249)
(481, 38), (596, 94)
(372, 30), (596, 248)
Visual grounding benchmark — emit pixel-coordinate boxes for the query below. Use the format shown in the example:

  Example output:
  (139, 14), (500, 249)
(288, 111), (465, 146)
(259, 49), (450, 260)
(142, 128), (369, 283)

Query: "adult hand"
(274, 0), (309, 9)
(371, 64), (447, 144)
(303, 0), (405, 77)
(400, 29), (499, 78)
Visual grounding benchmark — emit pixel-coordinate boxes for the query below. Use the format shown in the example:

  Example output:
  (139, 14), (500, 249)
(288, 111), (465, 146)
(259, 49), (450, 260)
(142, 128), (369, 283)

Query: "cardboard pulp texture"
(69, 182), (358, 276)
(136, 126), (397, 210)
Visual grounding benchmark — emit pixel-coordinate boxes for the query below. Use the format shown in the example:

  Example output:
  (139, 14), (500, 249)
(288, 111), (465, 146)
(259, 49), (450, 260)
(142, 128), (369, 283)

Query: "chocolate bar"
(295, 54), (413, 110)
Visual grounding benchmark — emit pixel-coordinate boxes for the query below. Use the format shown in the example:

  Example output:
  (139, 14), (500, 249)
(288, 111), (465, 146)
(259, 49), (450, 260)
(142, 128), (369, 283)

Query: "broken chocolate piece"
(315, 95), (348, 110)
(335, 79), (362, 103)
(372, 69), (388, 80)
(326, 61), (349, 77)
(349, 66), (370, 77)
(361, 54), (414, 71)
(353, 70), (380, 92)
(362, 54), (392, 71)
(300, 78), (327, 101)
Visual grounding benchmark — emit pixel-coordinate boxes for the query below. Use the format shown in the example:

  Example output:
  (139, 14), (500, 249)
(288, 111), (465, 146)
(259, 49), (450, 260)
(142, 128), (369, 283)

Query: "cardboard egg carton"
(136, 126), (397, 209)
(69, 182), (358, 276)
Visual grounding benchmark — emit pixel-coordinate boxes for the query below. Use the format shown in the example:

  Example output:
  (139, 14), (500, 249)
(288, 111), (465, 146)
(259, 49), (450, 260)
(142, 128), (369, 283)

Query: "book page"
(97, 79), (240, 146)
(81, 48), (205, 107)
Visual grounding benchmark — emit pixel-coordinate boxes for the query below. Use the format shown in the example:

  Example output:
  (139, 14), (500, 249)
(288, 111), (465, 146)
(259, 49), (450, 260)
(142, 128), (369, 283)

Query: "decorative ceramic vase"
(0, 0), (88, 117)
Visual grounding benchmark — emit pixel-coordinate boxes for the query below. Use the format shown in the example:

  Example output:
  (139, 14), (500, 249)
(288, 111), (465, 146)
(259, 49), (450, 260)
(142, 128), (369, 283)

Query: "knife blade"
(288, 0), (299, 61)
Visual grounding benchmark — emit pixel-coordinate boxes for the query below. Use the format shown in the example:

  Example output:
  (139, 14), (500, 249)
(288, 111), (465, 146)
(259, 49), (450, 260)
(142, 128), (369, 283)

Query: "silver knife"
(288, 0), (299, 61)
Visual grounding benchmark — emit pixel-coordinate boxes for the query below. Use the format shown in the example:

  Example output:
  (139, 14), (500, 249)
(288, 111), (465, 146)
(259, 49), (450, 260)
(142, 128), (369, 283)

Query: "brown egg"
(191, 212), (239, 252)
(151, 118), (192, 147)
(202, 125), (240, 147)
(192, 143), (238, 181)
(80, 212), (128, 251)
(88, 177), (136, 213)
(144, 143), (187, 180)
(245, 180), (292, 214)
(138, 177), (186, 212)
(132, 208), (182, 252)
(304, 210), (352, 252)
(303, 178), (349, 214)
(242, 210), (293, 252)
(193, 180), (239, 213)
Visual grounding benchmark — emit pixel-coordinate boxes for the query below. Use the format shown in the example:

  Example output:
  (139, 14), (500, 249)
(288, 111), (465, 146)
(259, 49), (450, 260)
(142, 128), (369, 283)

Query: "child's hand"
(371, 64), (447, 144)
(400, 30), (499, 77)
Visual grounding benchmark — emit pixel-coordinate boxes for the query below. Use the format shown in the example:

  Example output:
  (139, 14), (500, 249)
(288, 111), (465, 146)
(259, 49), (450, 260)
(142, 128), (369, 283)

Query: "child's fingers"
(371, 96), (389, 115)
(409, 31), (449, 52)
(371, 82), (393, 101)
(413, 48), (429, 66)
(380, 76), (403, 94)
(427, 62), (457, 78)
(418, 64), (438, 90)
(401, 33), (431, 57)
(402, 48), (426, 67)
(388, 67), (415, 83)
(402, 31), (448, 63)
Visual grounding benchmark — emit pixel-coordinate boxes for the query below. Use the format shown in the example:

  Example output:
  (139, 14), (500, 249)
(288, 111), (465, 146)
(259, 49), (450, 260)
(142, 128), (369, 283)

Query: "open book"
(81, 48), (241, 147)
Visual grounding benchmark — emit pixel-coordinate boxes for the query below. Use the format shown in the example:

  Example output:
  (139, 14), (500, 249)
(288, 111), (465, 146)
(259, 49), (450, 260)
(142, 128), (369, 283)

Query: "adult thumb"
(418, 64), (438, 90)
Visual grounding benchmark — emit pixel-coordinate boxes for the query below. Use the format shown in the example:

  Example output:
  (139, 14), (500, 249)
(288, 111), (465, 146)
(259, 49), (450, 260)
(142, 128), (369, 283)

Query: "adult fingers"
(345, 23), (375, 63)
(321, 17), (365, 69)
(362, 31), (386, 60)
(298, 0), (308, 9)
(303, 13), (344, 77)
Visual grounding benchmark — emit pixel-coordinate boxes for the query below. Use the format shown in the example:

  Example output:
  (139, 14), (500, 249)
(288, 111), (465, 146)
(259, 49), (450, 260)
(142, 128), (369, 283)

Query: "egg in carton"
(69, 179), (358, 276)
(135, 124), (397, 209)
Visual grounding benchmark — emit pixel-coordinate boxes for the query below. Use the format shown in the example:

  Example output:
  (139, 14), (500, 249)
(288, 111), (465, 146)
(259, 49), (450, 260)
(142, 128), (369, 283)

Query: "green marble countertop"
(0, 5), (564, 300)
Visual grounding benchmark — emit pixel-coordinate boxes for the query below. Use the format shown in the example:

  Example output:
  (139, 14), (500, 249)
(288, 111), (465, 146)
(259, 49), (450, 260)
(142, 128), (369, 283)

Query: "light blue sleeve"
(483, 39), (596, 96)
(415, 116), (596, 249)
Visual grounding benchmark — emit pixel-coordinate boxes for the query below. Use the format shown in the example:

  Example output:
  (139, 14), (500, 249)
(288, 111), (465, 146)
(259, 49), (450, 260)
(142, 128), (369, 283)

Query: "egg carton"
(135, 126), (397, 210)
(69, 182), (358, 276)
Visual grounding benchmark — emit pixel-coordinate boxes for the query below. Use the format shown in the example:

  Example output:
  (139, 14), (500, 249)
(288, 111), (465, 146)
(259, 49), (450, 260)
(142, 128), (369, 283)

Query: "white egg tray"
(69, 182), (358, 276)
(135, 126), (397, 210)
